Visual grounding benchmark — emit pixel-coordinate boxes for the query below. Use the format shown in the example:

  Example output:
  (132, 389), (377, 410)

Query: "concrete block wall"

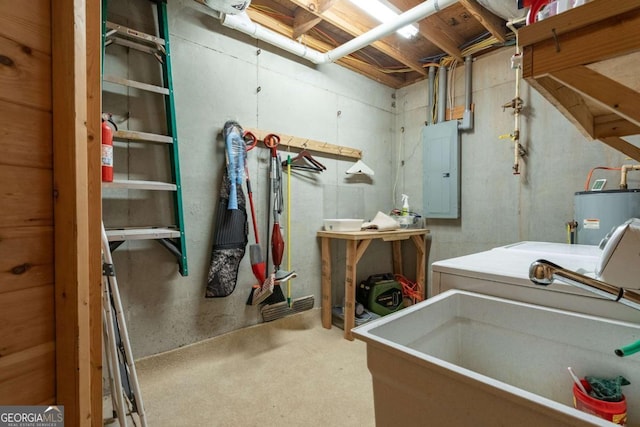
(103, 0), (399, 357)
(395, 48), (640, 295)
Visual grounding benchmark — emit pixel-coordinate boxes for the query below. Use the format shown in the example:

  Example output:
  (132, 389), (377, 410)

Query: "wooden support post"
(52, 0), (93, 424)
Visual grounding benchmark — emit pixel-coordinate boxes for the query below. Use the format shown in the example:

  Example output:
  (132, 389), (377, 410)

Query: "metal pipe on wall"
(458, 55), (474, 131)
(427, 66), (436, 125)
(437, 64), (447, 123)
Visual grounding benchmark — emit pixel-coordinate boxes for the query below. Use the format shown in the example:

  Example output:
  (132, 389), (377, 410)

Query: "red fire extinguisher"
(101, 113), (117, 182)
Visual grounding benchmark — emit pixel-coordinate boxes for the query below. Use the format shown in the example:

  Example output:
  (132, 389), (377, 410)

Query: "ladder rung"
(113, 130), (173, 144)
(108, 37), (164, 59)
(103, 180), (177, 191)
(106, 227), (181, 242)
(106, 21), (165, 47)
(103, 75), (169, 95)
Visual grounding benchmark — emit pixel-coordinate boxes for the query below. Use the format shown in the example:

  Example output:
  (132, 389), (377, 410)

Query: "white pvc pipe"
(222, 0), (458, 65)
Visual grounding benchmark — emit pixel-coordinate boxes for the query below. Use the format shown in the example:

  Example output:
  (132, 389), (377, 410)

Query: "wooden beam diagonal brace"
(549, 66), (640, 129)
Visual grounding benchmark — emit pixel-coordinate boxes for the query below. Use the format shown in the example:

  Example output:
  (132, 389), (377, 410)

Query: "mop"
(262, 155), (314, 322)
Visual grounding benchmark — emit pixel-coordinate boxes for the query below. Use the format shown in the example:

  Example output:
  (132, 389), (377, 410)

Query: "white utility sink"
(353, 290), (640, 426)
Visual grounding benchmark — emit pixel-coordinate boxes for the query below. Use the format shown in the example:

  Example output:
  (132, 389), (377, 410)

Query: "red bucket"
(573, 379), (627, 425)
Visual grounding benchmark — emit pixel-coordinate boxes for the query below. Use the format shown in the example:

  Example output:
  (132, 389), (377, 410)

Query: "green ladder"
(101, 0), (188, 276)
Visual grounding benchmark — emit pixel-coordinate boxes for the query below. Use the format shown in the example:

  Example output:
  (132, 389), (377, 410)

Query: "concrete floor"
(105, 308), (375, 426)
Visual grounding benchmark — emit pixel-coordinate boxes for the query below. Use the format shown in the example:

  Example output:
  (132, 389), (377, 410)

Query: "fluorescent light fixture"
(348, 0), (419, 39)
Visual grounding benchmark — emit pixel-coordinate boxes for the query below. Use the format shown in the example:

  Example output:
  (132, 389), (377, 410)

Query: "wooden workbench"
(317, 228), (429, 340)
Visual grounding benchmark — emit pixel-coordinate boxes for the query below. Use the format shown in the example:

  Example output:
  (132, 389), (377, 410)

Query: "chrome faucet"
(529, 259), (640, 312)
(529, 259), (640, 357)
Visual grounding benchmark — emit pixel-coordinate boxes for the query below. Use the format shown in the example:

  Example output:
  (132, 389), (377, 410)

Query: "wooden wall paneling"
(0, 35), (52, 110)
(0, 165), (53, 227)
(0, 0), (51, 54)
(0, 342), (55, 405)
(52, 0), (92, 425)
(0, 0), (56, 412)
(0, 227), (53, 294)
(0, 100), (52, 169)
(0, 285), (55, 359)
(86, 0), (103, 422)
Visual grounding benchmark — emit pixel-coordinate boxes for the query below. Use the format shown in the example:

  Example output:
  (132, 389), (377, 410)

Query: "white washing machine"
(431, 241), (640, 323)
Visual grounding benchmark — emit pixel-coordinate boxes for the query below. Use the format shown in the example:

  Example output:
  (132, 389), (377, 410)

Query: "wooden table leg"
(321, 237), (332, 329)
(344, 239), (358, 340)
(411, 234), (426, 299)
(392, 240), (403, 276)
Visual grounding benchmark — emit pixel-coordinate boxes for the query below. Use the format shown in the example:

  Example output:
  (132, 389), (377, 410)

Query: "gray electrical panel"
(423, 121), (460, 219)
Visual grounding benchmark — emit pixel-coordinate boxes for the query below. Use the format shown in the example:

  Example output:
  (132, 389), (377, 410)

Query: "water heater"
(574, 189), (640, 245)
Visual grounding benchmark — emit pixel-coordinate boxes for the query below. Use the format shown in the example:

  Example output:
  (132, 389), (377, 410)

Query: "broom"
(262, 155), (314, 321)
(244, 157), (272, 305)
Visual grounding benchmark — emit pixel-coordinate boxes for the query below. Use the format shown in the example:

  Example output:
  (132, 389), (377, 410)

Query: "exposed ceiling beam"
(247, 8), (406, 88)
(418, 16), (463, 62)
(458, 0), (506, 43)
(286, 0), (427, 75)
(316, 0), (339, 14)
(387, 0), (464, 62)
(293, 8), (322, 39)
(549, 66), (640, 128)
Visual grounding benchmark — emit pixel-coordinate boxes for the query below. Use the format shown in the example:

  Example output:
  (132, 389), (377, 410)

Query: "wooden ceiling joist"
(285, 0), (427, 75)
(247, 9), (405, 87)
(293, 8), (322, 39)
(458, 0), (506, 43)
(418, 17), (464, 62)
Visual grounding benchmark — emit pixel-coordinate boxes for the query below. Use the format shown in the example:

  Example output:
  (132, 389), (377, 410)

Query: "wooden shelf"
(520, 0), (640, 161)
(245, 128), (362, 159)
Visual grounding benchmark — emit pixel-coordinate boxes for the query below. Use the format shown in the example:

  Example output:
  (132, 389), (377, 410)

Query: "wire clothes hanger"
(281, 149), (326, 172)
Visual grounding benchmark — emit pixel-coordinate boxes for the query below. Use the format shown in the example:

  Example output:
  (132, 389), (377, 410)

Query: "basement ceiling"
(217, 0), (522, 88)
